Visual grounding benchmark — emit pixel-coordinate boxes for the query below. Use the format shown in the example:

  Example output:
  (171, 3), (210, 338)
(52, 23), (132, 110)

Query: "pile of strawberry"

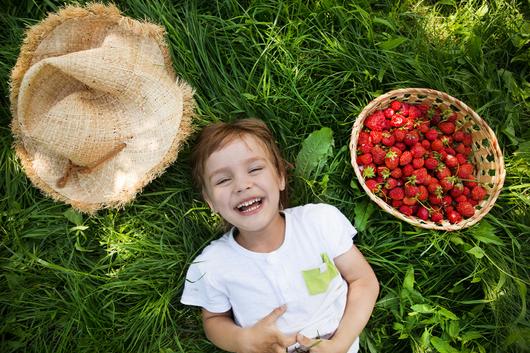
(356, 100), (487, 224)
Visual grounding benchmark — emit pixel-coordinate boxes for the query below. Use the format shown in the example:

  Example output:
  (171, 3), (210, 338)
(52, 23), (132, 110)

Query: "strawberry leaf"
(295, 127), (334, 179)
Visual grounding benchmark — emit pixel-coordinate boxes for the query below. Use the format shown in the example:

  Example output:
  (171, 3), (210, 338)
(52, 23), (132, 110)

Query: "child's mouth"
(235, 197), (263, 213)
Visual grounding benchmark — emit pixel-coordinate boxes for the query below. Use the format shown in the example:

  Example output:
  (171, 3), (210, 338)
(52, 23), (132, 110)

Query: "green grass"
(1, 0), (529, 352)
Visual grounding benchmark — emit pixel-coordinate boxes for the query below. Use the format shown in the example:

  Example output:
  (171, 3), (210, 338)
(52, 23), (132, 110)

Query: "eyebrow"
(207, 157), (266, 181)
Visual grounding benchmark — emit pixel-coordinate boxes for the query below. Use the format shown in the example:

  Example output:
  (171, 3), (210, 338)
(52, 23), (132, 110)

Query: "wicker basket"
(350, 88), (505, 231)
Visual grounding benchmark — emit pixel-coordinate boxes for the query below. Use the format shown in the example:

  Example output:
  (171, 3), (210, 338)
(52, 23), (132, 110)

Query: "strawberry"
(457, 163), (474, 179)
(455, 143), (467, 155)
(403, 197), (417, 206)
(408, 105), (422, 119)
(425, 128), (439, 141)
(402, 164), (415, 177)
(399, 151), (413, 166)
(357, 153), (373, 165)
(393, 128), (406, 142)
(384, 178), (399, 190)
(404, 184), (419, 197)
(440, 176), (456, 192)
(445, 154), (459, 168)
(394, 142), (407, 152)
(390, 100), (402, 111)
(400, 102), (410, 116)
(370, 130), (383, 144)
(425, 157), (439, 170)
(444, 110), (458, 122)
(417, 185), (429, 201)
(377, 166), (390, 179)
(390, 114), (406, 127)
(421, 139), (431, 149)
(454, 195), (467, 203)
(385, 150), (399, 170)
(462, 186), (471, 196)
(383, 108), (395, 118)
(431, 139), (444, 151)
(416, 206), (429, 221)
(447, 209), (462, 224)
(389, 187), (405, 200)
(462, 133), (473, 146)
(399, 205), (414, 216)
(404, 131), (420, 146)
(412, 158), (424, 169)
(456, 201), (475, 218)
(358, 143), (373, 154)
(429, 194), (443, 205)
(431, 210), (443, 223)
(456, 153), (467, 165)
(453, 130), (465, 142)
(450, 182), (465, 198)
(390, 167), (402, 179)
(471, 185), (487, 201)
(371, 145), (386, 165)
(442, 195), (453, 207)
(436, 165), (451, 180)
(382, 132), (396, 147)
(427, 181), (442, 195)
(464, 175), (478, 188)
(411, 144), (427, 158)
(411, 168), (429, 185)
(365, 111), (386, 131)
(365, 179), (380, 192)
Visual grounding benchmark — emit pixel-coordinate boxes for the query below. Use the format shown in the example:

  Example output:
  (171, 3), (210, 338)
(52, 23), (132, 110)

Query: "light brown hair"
(191, 118), (289, 208)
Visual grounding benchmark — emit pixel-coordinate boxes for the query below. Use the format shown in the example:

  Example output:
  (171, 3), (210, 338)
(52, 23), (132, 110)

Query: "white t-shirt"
(181, 203), (359, 352)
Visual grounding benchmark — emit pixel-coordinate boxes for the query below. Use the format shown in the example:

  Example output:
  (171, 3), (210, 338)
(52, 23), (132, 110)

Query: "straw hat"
(10, 3), (195, 213)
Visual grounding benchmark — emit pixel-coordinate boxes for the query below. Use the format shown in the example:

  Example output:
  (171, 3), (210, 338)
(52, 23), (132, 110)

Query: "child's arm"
(296, 244), (379, 353)
(202, 305), (296, 353)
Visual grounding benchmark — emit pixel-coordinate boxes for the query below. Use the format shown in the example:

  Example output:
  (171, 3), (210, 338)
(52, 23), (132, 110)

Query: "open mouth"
(235, 197), (263, 213)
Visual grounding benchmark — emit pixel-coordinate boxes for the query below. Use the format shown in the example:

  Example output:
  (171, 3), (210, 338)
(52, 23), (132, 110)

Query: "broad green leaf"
(461, 331), (483, 344)
(467, 246), (485, 259)
(295, 127), (334, 179)
(373, 17), (395, 31)
(472, 221), (503, 245)
(411, 304), (435, 314)
(430, 336), (459, 353)
(354, 201), (375, 232)
(378, 36), (408, 51)
(421, 328), (431, 348)
(438, 307), (458, 320)
(403, 266), (415, 291)
(447, 320), (460, 338)
(64, 208), (83, 226)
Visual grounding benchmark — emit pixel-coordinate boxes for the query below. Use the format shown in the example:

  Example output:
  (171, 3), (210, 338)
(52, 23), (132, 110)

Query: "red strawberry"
(447, 209), (462, 224)
(425, 157), (439, 170)
(400, 151), (413, 166)
(417, 185), (429, 201)
(456, 201), (475, 218)
(445, 154), (459, 168)
(455, 143), (467, 155)
(403, 197), (417, 206)
(455, 195), (467, 203)
(427, 181), (442, 195)
(471, 185), (487, 201)
(442, 195), (453, 207)
(400, 103), (410, 116)
(453, 130), (465, 142)
(394, 142), (407, 152)
(463, 133), (473, 146)
(425, 128), (439, 141)
(402, 164), (415, 177)
(439, 121), (456, 135)
(384, 178), (399, 190)
(440, 176), (456, 192)
(391, 200), (403, 208)
(383, 108), (395, 118)
(465, 175), (478, 188)
(390, 114), (406, 127)
(457, 163), (474, 179)
(393, 128), (406, 142)
(385, 150), (399, 170)
(382, 132), (396, 147)
(450, 182), (465, 198)
(436, 165), (451, 180)
(365, 179), (380, 192)
(408, 105), (422, 119)
(431, 139), (444, 151)
(431, 210), (443, 223)
(370, 130), (383, 144)
(371, 145), (386, 165)
(429, 194), (443, 205)
(357, 153), (373, 165)
(416, 206), (429, 220)
(411, 168), (429, 185)
(358, 143), (373, 154)
(390, 167), (402, 179)
(399, 205), (414, 216)
(462, 186), (471, 196)
(377, 166), (391, 179)
(412, 158), (424, 169)
(456, 153), (467, 165)
(404, 131), (420, 146)
(389, 187), (405, 200)
(411, 144), (427, 158)
(404, 184), (419, 197)
(390, 101), (402, 111)
(365, 111), (386, 131)
(421, 139), (431, 149)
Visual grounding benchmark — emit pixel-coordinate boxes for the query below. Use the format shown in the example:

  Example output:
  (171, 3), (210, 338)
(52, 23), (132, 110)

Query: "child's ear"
(202, 191), (215, 212)
(279, 174), (286, 191)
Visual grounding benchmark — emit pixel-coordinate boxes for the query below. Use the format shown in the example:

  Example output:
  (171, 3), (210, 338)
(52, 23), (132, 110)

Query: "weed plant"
(1, 0), (529, 352)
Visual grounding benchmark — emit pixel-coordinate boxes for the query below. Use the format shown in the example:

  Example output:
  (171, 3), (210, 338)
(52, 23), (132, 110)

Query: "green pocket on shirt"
(302, 253), (339, 295)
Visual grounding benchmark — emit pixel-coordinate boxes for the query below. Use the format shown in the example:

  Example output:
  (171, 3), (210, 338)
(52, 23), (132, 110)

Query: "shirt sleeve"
(180, 259), (232, 313)
(315, 203), (357, 259)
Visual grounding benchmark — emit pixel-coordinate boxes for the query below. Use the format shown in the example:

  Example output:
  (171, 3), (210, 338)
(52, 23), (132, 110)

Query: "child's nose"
(236, 176), (252, 192)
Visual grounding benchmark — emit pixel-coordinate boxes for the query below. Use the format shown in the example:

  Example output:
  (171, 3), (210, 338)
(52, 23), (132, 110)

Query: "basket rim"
(350, 87), (506, 231)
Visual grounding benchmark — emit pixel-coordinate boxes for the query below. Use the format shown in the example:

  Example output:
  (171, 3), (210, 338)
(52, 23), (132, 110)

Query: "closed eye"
(249, 167), (263, 174)
(215, 178), (230, 185)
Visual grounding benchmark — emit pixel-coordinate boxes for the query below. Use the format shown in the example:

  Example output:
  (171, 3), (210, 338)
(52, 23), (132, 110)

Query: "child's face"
(202, 135), (285, 235)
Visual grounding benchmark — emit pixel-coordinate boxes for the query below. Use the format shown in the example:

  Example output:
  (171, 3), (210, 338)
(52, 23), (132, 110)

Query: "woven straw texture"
(350, 88), (505, 231)
(10, 3), (195, 213)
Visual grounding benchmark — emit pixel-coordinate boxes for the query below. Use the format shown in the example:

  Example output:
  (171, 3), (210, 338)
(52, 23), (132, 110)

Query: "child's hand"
(238, 305), (295, 353)
(295, 333), (343, 353)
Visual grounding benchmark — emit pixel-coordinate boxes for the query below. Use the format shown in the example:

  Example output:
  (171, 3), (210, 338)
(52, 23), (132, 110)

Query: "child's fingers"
(262, 304), (287, 324)
(296, 333), (314, 347)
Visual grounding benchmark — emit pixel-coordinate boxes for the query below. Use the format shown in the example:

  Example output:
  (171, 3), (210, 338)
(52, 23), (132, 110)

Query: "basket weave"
(350, 88), (505, 231)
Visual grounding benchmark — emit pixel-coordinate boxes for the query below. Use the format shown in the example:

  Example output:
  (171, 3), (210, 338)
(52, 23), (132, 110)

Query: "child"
(181, 118), (379, 353)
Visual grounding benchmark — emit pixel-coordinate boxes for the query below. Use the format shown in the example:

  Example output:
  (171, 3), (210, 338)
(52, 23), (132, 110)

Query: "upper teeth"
(237, 198), (261, 208)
